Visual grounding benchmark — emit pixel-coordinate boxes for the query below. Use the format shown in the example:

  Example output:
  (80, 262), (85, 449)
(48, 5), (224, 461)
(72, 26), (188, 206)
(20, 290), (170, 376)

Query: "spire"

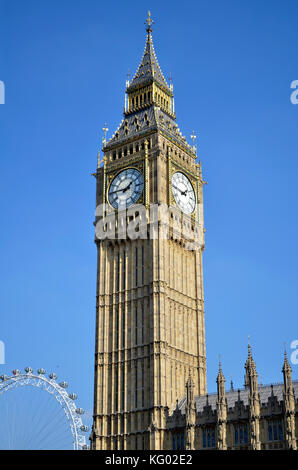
(126, 12), (172, 95)
(186, 370), (195, 406)
(230, 375), (234, 392)
(185, 371), (196, 450)
(216, 358), (225, 398)
(216, 359), (227, 450)
(245, 342), (261, 450)
(282, 349), (292, 378)
(282, 348), (297, 450)
(245, 340), (257, 389)
(282, 345), (293, 394)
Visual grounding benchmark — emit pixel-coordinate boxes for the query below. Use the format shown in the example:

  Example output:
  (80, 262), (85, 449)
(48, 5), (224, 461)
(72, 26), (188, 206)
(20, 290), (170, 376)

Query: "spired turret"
(185, 372), (196, 450)
(216, 361), (227, 450)
(245, 344), (261, 450)
(104, 11), (195, 158)
(124, 11), (174, 118)
(282, 350), (297, 450)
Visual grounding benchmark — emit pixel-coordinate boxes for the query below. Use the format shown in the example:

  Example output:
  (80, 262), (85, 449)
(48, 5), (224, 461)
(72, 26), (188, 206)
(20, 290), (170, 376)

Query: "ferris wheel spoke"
(32, 405), (68, 449)
(0, 372), (87, 450)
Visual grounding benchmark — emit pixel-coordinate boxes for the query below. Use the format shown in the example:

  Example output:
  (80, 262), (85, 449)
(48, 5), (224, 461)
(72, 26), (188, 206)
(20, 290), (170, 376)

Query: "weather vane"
(145, 11), (154, 33)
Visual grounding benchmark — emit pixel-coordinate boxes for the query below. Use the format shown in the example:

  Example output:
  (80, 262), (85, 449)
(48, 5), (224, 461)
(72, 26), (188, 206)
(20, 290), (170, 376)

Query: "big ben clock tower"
(91, 12), (207, 451)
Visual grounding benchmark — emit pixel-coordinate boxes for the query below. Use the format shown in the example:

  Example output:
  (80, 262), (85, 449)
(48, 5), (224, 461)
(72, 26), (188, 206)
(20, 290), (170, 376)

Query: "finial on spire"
(283, 343), (291, 370)
(230, 374), (234, 391)
(126, 69), (130, 88)
(247, 335), (252, 357)
(145, 11), (154, 34)
(102, 122), (109, 147)
(169, 72), (173, 91)
(191, 131), (197, 154)
(191, 130), (196, 146)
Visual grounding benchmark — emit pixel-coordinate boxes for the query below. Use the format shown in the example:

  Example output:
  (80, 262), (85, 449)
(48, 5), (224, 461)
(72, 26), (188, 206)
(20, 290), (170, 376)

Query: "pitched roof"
(126, 30), (171, 94)
(178, 380), (298, 414)
(104, 106), (194, 154)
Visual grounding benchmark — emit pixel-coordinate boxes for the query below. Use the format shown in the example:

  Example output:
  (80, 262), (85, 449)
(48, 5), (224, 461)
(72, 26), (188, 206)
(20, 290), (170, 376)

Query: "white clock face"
(172, 172), (196, 214)
(108, 168), (144, 209)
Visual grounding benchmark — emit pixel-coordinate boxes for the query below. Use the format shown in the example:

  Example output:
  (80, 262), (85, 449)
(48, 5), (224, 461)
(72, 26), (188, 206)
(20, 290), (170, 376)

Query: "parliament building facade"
(90, 14), (298, 451)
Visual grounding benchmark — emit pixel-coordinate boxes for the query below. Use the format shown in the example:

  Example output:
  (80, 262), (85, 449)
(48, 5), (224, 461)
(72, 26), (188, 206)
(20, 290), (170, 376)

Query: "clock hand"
(109, 181), (133, 195)
(122, 181), (133, 193)
(109, 188), (124, 195)
(173, 184), (188, 196)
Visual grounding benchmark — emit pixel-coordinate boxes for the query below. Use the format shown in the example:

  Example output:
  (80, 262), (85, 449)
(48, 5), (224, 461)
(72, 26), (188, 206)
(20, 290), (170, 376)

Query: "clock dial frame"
(108, 168), (144, 209)
(171, 171), (196, 214)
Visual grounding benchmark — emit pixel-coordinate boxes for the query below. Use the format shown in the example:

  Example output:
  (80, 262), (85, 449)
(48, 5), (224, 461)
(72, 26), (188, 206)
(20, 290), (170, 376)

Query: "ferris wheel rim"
(0, 370), (88, 450)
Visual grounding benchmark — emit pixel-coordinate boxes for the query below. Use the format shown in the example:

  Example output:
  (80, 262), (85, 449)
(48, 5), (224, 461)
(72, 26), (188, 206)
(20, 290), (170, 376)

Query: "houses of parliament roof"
(178, 380), (298, 414)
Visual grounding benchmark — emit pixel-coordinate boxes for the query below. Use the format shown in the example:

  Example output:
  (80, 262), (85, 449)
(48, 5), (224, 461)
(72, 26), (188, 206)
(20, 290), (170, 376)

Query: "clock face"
(171, 172), (196, 214)
(108, 168), (144, 209)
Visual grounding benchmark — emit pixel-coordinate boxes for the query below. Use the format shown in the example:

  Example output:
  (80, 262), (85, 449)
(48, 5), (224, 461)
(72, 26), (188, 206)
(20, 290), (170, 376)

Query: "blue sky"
(0, 0), (298, 438)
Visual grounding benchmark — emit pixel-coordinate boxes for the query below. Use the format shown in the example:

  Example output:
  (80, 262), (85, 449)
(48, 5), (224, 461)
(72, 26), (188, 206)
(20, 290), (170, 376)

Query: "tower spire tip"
(145, 11), (154, 33)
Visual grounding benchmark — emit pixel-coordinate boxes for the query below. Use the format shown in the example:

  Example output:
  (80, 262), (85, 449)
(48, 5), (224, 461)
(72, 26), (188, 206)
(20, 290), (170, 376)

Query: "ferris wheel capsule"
(81, 444), (89, 450)
(75, 408), (84, 415)
(80, 425), (89, 432)
(59, 381), (68, 389)
(25, 367), (33, 374)
(37, 368), (46, 375)
(0, 375), (8, 381)
(68, 393), (77, 400)
(49, 373), (57, 380)
(12, 369), (21, 376)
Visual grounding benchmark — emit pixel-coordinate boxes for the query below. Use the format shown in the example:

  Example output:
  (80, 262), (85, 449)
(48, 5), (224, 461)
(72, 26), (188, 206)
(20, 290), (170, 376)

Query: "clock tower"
(91, 12), (207, 450)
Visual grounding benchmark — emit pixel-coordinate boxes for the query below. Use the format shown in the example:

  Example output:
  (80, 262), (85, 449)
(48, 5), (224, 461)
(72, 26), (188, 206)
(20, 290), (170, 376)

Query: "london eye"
(0, 368), (89, 450)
